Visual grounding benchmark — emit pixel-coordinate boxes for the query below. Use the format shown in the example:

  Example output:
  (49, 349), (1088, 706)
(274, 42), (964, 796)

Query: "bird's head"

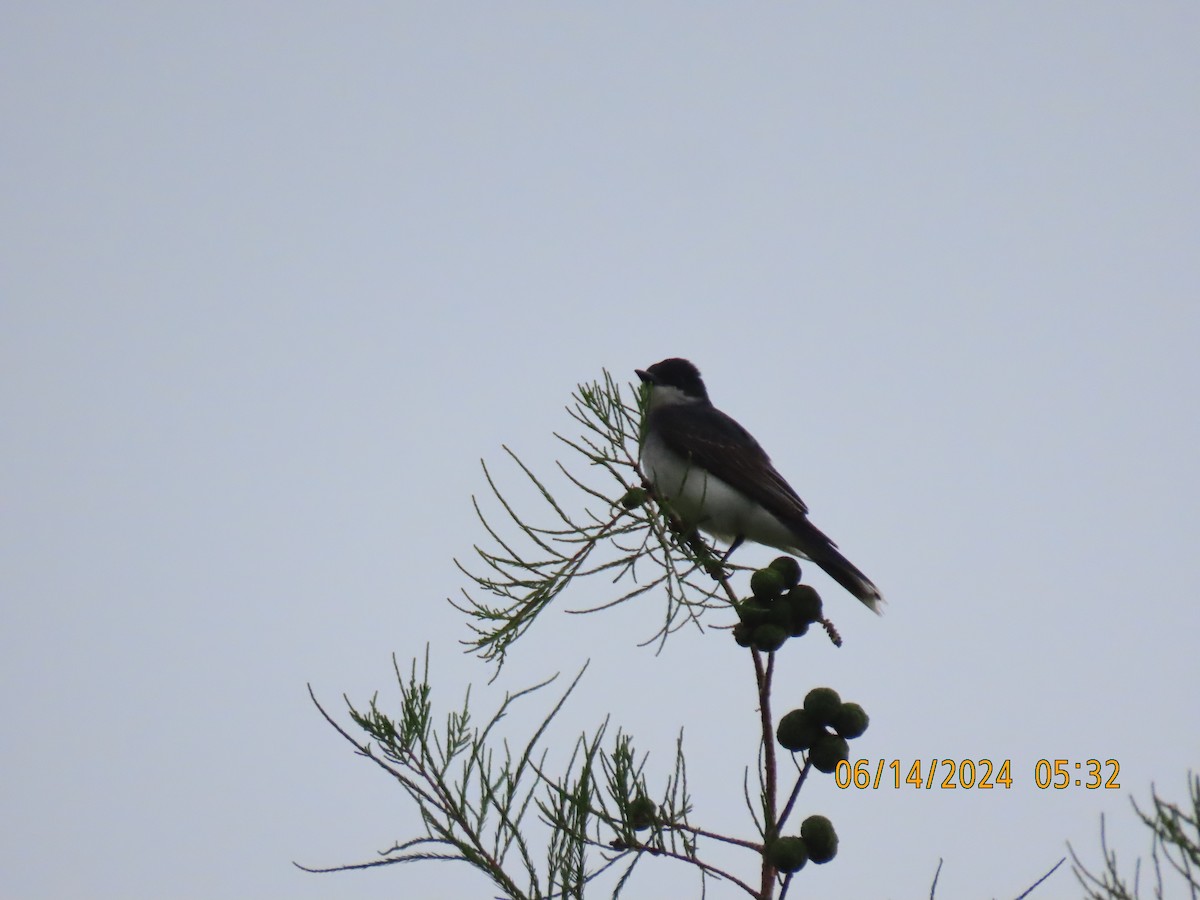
(636, 358), (710, 409)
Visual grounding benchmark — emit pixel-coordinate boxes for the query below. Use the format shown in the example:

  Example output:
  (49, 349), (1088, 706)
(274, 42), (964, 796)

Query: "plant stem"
(755, 648), (777, 899)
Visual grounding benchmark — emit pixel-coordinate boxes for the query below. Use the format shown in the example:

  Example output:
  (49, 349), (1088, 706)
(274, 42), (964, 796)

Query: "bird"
(636, 357), (883, 613)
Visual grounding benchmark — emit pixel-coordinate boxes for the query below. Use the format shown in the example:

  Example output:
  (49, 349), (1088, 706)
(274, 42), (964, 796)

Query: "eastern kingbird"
(636, 358), (884, 613)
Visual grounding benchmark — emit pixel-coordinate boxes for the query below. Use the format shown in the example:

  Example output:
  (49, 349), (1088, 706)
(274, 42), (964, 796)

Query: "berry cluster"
(776, 687), (869, 774)
(767, 814), (839, 872)
(731, 557), (822, 652)
(627, 795), (657, 831)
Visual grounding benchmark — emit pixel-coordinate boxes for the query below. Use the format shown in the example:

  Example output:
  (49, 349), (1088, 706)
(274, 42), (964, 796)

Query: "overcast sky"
(3, 4), (1198, 899)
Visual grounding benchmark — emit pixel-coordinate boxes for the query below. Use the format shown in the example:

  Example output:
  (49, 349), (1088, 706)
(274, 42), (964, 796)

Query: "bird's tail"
(813, 544), (884, 614)
(788, 519), (885, 614)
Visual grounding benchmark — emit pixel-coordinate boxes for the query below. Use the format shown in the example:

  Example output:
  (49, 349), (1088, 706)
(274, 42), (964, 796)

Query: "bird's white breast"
(640, 430), (800, 553)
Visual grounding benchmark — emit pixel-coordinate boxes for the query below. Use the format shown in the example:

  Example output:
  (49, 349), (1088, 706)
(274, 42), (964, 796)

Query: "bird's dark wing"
(651, 403), (810, 522)
(652, 401), (884, 610)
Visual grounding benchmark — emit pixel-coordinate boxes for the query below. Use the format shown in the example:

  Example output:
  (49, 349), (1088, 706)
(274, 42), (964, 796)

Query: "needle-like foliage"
(1070, 773), (1200, 900)
(452, 370), (731, 669)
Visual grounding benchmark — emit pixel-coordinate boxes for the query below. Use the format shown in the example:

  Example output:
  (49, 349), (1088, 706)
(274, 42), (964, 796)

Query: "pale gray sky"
(3, 5), (1198, 899)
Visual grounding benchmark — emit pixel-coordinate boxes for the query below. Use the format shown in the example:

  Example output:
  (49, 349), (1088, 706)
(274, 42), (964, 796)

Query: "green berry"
(808, 733), (850, 774)
(732, 622), (754, 647)
(765, 598), (793, 630)
(776, 708), (824, 752)
(735, 599), (772, 628)
(785, 619), (810, 638)
(750, 567), (786, 600)
(832, 702), (869, 739)
(768, 556), (802, 588)
(800, 815), (838, 864)
(628, 796), (656, 831)
(751, 623), (788, 653)
(767, 835), (808, 873)
(803, 687), (842, 725)
(619, 487), (648, 510)
(785, 584), (823, 624)
(780, 587), (819, 636)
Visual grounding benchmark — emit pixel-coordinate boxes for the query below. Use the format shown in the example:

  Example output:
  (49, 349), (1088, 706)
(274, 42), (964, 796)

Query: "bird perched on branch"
(636, 357), (883, 613)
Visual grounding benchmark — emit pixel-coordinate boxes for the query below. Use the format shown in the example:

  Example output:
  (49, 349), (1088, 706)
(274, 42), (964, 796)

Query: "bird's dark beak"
(635, 369), (652, 384)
